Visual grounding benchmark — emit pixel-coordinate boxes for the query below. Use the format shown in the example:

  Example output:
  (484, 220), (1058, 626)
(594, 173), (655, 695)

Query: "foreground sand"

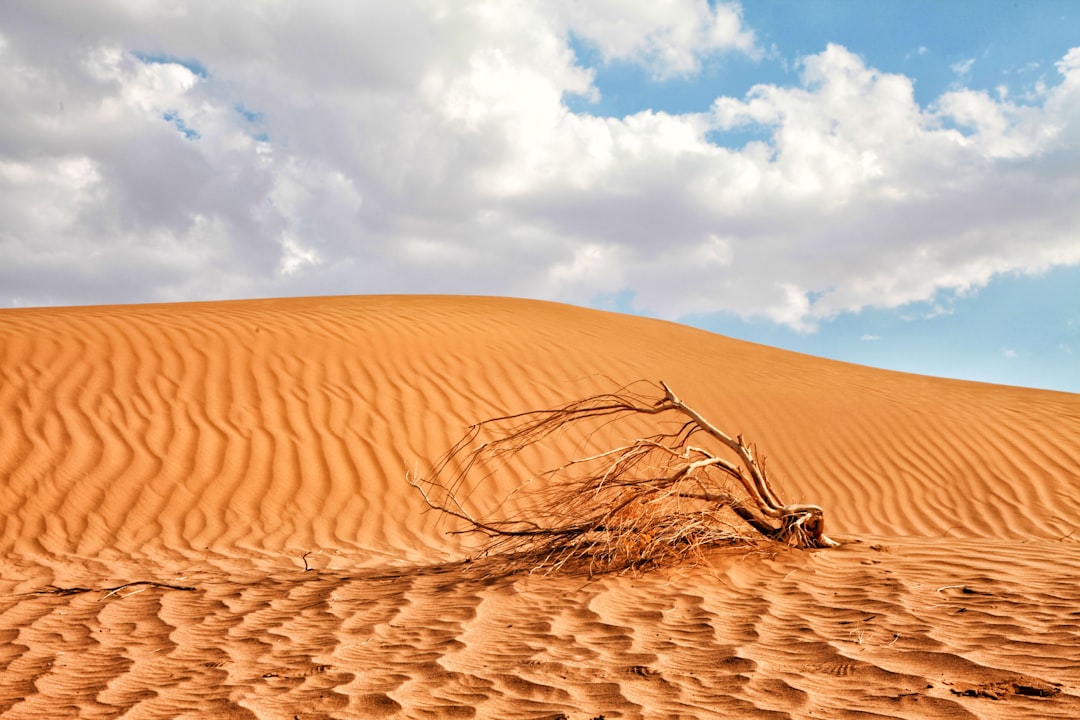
(1, 295), (1078, 718)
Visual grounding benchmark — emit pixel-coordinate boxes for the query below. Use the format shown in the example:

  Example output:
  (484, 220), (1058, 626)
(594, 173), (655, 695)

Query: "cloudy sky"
(2, 1), (1078, 392)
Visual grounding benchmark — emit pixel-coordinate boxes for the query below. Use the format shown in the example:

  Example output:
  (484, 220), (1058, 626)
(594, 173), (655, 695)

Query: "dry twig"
(25, 581), (196, 599)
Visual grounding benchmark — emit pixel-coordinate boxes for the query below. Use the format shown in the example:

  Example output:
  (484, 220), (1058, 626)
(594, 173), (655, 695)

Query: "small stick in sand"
(99, 582), (196, 600)
(23, 581), (196, 599)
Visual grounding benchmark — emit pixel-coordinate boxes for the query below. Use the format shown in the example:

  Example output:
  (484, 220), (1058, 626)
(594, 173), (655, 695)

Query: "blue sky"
(687, 265), (1079, 391)
(571, 1), (1080, 391)
(576, 1), (1080, 114)
(1, 1), (1078, 392)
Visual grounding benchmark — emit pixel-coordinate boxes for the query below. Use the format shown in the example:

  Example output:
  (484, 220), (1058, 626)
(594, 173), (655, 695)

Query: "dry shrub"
(409, 380), (837, 575)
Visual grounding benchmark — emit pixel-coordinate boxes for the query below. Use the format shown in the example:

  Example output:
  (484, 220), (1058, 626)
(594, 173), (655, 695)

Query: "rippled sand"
(2, 296), (1078, 718)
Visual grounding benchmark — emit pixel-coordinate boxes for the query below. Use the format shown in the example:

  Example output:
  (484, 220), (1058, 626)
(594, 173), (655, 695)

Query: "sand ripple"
(1, 540), (1077, 718)
(2, 296), (1079, 717)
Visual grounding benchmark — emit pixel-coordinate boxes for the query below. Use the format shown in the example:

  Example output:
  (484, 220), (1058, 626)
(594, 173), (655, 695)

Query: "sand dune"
(1, 295), (1079, 718)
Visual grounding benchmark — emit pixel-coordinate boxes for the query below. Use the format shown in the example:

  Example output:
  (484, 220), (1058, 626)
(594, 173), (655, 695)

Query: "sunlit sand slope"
(2, 295), (1080, 718)
(3, 295), (1078, 565)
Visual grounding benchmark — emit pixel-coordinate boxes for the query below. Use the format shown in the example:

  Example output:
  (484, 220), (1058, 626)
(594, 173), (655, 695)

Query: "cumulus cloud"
(561, 0), (757, 79)
(1, 2), (1079, 333)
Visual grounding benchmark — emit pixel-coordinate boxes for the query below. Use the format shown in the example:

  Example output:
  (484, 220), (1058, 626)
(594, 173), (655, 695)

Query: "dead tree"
(409, 380), (838, 574)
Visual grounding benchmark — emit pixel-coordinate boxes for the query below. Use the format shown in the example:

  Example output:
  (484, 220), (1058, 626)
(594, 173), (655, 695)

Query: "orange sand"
(1, 295), (1078, 718)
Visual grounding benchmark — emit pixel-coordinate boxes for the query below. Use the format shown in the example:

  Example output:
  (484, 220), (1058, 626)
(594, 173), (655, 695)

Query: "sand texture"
(1, 295), (1079, 718)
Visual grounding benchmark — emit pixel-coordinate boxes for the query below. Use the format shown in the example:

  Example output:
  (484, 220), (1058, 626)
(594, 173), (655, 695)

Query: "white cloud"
(861, 334), (881, 341)
(1, 5), (1079, 333)
(563, 0), (757, 79)
(951, 57), (975, 77)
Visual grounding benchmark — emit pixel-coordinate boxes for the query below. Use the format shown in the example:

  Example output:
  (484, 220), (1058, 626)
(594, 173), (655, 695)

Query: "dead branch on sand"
(409, 380), (838, 574)
(25, 581), (196, 600)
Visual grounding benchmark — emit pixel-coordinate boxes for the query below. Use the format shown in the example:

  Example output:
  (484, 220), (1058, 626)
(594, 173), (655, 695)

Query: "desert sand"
(1, 294), (1078, 719)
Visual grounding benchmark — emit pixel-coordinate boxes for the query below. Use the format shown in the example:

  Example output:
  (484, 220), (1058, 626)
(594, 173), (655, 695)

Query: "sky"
(1, 1), (1078, 393)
